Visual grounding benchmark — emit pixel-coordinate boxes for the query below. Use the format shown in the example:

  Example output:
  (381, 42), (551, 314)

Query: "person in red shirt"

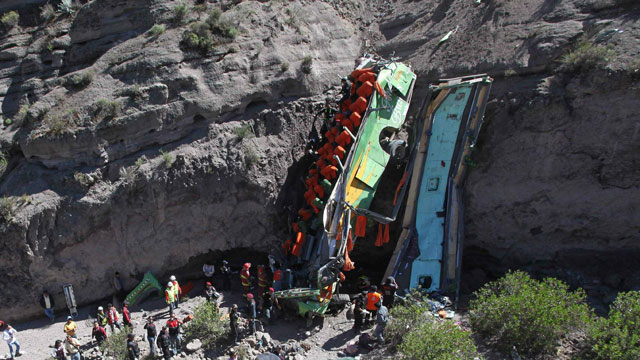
(166, 314), (183, 356)
(240, 263), (251, 298)
(122, 302), (131, 327)
(107, 303), (122, 333)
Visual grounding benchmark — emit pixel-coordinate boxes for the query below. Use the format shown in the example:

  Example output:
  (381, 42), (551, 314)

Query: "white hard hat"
(98, 306), (103, 310)
(170, 275), (176, 281)
(167, 282), (173, 287)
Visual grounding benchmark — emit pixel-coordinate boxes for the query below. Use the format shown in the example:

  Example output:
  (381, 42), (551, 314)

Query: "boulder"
(186, 339), (202, 353)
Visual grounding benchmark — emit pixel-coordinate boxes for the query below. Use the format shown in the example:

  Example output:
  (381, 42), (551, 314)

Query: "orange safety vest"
(366, 291), (382, 311)
(241, 268), (251, 287)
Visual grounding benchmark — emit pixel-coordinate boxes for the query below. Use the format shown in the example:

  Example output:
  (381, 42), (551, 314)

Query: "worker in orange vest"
(257, 265), (269, 299)
(240, 263), (251, 298)
(365, 285), (382, 324)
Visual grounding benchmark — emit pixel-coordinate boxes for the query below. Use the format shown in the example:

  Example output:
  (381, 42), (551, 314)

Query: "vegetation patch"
(65, 70), (94, 90)
(92, 99), (121, 122)
(42, 109), (78, 137)
(560, 39), (616, 72)
(99, 326), (133, 358)
(301, 55), (313, 74)
(0, 153), (7, 176)
(58, 0), (75, 16)
(584, 291), (640, 360)
(234, 123), (254, 139)
(148, 24), (165, 37)
(40, 4), (55, 22)
(243, 146), (259, 168)
(160, 150), (174, 168)
(1, 11), (19, 30)
(470, 270), (591, 357)
(0, 196), (16, 223)
(173, 2), (188, 24)
(280, 62), (289, 72)
(183, 301), (227, 349)
(180, 8), (238, 55)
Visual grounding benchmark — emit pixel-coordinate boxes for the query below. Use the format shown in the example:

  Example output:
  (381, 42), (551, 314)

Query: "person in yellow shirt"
(64, 316), (77, 338)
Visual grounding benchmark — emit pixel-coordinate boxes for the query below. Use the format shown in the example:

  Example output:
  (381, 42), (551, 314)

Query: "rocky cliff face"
(0, 0), (361, 321)
(1, 0), (639, 321)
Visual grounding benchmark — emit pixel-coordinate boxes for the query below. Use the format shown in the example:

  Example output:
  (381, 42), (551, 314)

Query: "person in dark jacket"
(220, 260), (232, 291)
(375, 301), (389, 343)
(39, 290), (56, 323)
(246, 293), (257, 335)
(143, 316), (157, 356)
(353, 291), (367, 333)
(91, 321), (108, 346)
(126, 333), (140, 360)
(156, 327), (171, 360)
(229, 304), (240, 343)
(381, 276), (398, 308)
(51, 339), (65, 360)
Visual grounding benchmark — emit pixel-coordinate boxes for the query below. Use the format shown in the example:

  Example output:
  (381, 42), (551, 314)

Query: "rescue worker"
(375, 301), (389, 344)
(107, 303), (122, 332)
(257, 265), (269, 300)
(39, 290), (56, 323)
(381, 276), (398, 308)
(126, 333), (140, 360)
(170, 275), (182, 308)
(143, 316), (157, 357)
(156, 327), (171, 360)
(96, 306), (109, 329)
(317, 98), (336, 128)
(262, 287), (279, 325)
(166, 313), (183, 355)
(122, 302), (132, 327)
(272, 264), (283, 291)
(240, 263), (251, 298)
(63, 316), (78, 338)
(365, 285), (382, 324)
(220, 260), (232, 291)
(339, 77), (351, 104)
(246, 293), (257, 335)
(229, 304), (240, 343)
(64, 335), (81, 360)
(352, 291), (367, 333)
(91, 320), (108, 346)
(205, 282), (219, 304)
(165, 282), (176, 316)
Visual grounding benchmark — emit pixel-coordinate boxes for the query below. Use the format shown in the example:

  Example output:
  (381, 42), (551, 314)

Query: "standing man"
(114, 272), (126, 304)
(257, 265), (269, 302)
(169, 276), (182, 308)
(122, 302), (132, 327)
(64, 335), (81, 360)
(126, 333), (140, 360)
(143, 316), (157, 357)
(262, 287), (279, 325)
(165, 282), (176, 316)
(229, 304), (240, 343)
(240, 263), (251, 298)
(381, 276), (398, 308)
(353, 291), (367, 333)
(40, 290), (56, 323)
(246, 293), (257, 335)
(375, 301), (389, 344)
(96, 306), (109, 330)
(365, 285), (382, 324)
(220, 260), (232, 291)
(64, 316), (77, 338)
(107, 303), (122, 332)
(91, 320), (108, 346)
(205, 282), (219, 306)
(52, 339), (65, 360)
(156, 327), (171, 360)
(2, 324), (21, 359)
(166, 314), (183, 356)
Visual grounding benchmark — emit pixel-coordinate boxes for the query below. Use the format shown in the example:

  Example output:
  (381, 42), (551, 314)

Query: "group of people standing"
(352, 276), (398, 343)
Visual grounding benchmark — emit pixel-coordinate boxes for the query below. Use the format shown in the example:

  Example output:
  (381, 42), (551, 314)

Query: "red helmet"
(269, 287), (275, 292)
(244, 263), (251, 269)
(206, 282), (212, 286)
(247, 293), (254, 299)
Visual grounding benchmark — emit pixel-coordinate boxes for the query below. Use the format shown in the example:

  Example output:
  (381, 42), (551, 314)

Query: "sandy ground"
(3, 280), (374, 360)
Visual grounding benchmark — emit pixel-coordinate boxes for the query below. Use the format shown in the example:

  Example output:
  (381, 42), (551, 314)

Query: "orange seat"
(298, 208), (312, 221)
(350, 112), (362, 127)
(334, 146), (346, 159)
(342, 119), (354, 132)
(313, 184), (325, 198)
(357, 81), (374, 98)
(341, 98), (352, 112)
(350, 96), (367, 114)
(351, 67), (373, 80)
(336, 131), (352, 147)
(358, 72), (376, 84)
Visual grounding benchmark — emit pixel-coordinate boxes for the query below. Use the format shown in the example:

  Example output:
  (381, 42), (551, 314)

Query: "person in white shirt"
(2, 324), (21, 358)
(202, 263), (215, 278)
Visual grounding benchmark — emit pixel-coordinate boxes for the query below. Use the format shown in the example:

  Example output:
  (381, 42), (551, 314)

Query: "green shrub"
(399, 320), (479, 360)
(40, 4), (55, 22)
(0, 196), (16, 222)
(183, 301), (227, 349)
(43, 110), (76, 137)
(134, 155), (147, 168)
(13, 104), (29, 126)
(385, 293), (427, 349)
(173, 3), (188, 24)
(1, 11), (19, 29)
(92, 99), (121, 122)
(234, 123), (254, 139)
(301, 55), (313, 74)
(586, 291), (640, 360)
(560, 40), (616, 72)
(148, 24), (165, 37)
(244, 147), (259, 168)
(470, 270), (591, 357)
(66, 70), (94, 90)
(181, 8), (237, 54)
(100, 326), (133, 358)
(160, 150), (173, 167)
